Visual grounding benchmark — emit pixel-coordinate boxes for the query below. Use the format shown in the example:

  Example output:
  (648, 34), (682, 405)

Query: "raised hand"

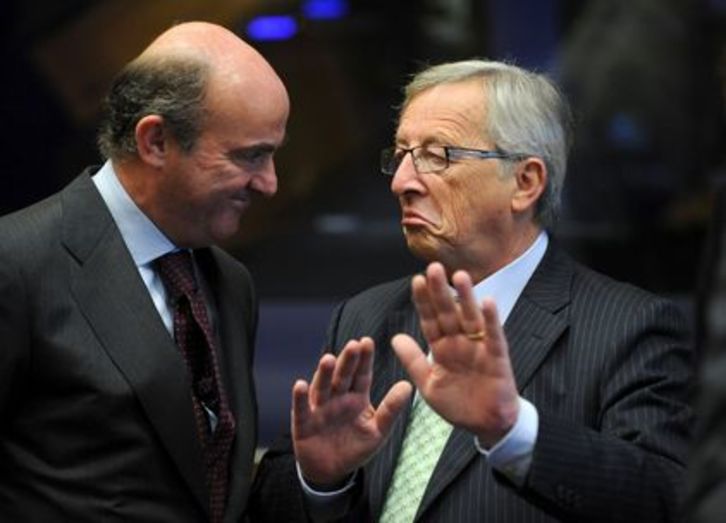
(391, 262), (520, 447)
(292, 337), (412, 486)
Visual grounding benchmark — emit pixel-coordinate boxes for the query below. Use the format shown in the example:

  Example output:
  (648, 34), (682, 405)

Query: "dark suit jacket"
(250, 243), (693, 523)
(0, 170), (259, 522)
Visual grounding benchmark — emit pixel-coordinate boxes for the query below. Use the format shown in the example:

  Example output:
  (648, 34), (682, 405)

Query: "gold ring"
(465, 330), (485, 341)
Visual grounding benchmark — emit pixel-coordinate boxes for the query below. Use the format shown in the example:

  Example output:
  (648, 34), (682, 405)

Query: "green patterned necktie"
(379, 394), (453, 523)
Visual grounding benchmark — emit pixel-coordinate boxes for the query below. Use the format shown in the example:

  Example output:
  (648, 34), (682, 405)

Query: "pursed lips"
(401, 208), (438, 228)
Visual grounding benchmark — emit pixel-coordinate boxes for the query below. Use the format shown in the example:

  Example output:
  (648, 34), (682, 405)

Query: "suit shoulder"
(343, 276), (412, 311)
(568, 260), (688, 332)
(0, 193), (63, 267)
(333, 276), (412, 328)
(571, 261), (668, 306)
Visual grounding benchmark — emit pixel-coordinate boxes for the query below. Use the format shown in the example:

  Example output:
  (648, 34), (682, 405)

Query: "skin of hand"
(391, 262), (520, 448)
(291, 337), (413, 486)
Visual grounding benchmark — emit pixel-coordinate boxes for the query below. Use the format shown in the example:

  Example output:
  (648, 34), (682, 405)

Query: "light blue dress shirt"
(93, 161), (223, 430)
(92, 161), (178, 334)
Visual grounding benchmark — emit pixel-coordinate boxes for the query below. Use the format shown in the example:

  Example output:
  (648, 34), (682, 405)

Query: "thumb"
(391, 333), (430, 391)
(374, 380), (413, 437)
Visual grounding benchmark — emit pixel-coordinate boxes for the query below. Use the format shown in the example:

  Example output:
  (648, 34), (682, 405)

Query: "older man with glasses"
(250, 59), (693, 523)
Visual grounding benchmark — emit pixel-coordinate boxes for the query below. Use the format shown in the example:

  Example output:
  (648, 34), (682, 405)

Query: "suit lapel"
(61, 173), (208, 513)
(415, 243), (572, 520)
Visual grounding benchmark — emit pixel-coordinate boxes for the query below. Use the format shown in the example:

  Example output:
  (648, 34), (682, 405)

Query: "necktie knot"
(156, 250), (197, 300)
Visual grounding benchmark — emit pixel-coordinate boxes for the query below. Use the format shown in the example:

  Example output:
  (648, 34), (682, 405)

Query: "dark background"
(2, 0), (724, 445)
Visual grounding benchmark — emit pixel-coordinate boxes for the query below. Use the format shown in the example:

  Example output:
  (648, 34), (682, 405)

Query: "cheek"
(441, 180), (480, 232)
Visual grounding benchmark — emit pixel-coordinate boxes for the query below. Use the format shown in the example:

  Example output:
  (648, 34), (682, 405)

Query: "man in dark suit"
(0, 21), (289, 522)
(249, 60), (693, 522)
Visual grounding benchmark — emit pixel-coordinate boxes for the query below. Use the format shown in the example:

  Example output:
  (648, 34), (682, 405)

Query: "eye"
(419, 146), (446, 162)
(230, 147), (274, 169)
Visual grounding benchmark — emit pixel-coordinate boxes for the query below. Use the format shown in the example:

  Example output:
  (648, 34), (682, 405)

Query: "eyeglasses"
(380, 145), (526, 176)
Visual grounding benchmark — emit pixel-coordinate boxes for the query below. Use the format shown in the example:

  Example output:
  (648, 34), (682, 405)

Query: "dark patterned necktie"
(156, 251), (236, 523)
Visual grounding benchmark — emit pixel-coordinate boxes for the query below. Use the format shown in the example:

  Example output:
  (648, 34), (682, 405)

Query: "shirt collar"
(92, 161), (177, 267)
(470, 231), (549, 324)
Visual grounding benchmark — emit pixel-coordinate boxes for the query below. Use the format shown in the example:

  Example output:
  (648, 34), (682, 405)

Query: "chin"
(404, 229), (443, 263)
(209, 215), (244, 242)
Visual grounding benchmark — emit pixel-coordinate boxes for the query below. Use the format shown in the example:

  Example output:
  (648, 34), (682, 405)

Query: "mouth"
(401, 208), (436, 228)
(229, 193), (251, 210)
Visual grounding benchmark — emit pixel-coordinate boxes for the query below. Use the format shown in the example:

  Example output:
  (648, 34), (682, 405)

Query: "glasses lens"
(413, 146), (447, 174)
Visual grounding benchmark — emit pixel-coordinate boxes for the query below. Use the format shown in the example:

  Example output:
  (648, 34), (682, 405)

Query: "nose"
(250, 164), (278, 197)
(390, 152), (423, 196)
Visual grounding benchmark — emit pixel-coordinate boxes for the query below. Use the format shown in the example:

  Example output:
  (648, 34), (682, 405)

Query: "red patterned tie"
(156, 251), (236, 523)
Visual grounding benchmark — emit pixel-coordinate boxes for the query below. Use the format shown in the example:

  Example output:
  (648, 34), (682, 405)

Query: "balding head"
(140, 21), (283, 89)
(97, 21), (288, 161)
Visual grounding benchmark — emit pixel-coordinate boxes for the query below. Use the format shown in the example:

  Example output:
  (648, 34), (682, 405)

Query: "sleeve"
(520, 297), (693, 523)
(0, 251), (30, 415)
(475, 396), (539, 487)
(247, 301), (363, 522)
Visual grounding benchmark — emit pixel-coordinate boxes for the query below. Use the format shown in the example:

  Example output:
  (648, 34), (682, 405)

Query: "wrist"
(302, 473), (354, 493)
(475, 399), (520, 448)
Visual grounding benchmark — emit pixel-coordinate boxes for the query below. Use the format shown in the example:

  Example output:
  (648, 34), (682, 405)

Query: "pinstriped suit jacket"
(250, 243), (693, 522)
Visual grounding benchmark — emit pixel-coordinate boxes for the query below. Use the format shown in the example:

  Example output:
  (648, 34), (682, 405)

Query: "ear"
(135, 115), (168, 168)
(511, 157), (547, 215)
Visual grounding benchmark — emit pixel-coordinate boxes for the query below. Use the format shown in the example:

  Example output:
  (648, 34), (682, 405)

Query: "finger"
(309, 354), (336, 406)
(331, 340), (361, 394)
(291, 380), (311, 438)
(351, 337), (375, 393)
(391, 333), (431, 391)
(452, 270), (484, 336)
(374, 380), (414, 437)
(481, 298), (509, 358)
(412, 274), (442, 341)
(424, 262), (460, 335)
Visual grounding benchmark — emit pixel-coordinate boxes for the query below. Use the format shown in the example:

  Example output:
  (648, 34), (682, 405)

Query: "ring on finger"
(465, 330), (485, 341)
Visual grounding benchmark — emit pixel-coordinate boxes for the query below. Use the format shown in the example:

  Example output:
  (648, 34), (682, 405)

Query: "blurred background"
(1, 0), (725, 446)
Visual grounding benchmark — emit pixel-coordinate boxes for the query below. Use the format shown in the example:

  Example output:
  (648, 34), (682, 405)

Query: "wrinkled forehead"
(396, 80), (489, 144)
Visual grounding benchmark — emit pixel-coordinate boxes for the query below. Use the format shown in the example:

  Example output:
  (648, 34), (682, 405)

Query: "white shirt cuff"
(296, 461), (357, 500)
(473, 396), (538, 487)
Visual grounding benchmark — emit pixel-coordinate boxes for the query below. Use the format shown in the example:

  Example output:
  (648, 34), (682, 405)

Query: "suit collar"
(61, 172), (209, 514)
(92, 161), (175, 266)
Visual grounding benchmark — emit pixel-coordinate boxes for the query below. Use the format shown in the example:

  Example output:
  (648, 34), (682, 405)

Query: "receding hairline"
(137, 22), (279, 84)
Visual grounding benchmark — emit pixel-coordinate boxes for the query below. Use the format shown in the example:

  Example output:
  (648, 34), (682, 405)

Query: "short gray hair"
(97, 56), (209, 160)
(403, 60), (571, 227)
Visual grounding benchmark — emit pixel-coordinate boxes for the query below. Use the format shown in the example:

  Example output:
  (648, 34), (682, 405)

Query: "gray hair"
(403, 60), (571, 227)
(97, 56), (209, 160)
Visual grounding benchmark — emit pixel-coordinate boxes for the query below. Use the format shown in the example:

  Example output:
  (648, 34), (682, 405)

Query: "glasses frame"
(380, 145), (528, 176)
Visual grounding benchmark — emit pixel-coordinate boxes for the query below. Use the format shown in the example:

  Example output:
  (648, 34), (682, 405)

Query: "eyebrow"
(237, 132), (289, 152)
(230, 140), (282, 156)
(395, 135), (456, 148)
